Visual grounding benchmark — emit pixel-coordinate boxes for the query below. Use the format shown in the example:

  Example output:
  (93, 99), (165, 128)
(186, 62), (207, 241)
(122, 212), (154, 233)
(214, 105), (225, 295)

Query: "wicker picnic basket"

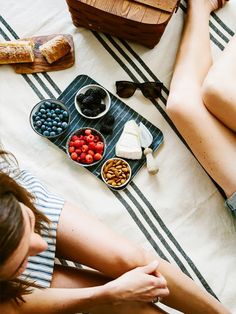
(66, 0), (180, 48)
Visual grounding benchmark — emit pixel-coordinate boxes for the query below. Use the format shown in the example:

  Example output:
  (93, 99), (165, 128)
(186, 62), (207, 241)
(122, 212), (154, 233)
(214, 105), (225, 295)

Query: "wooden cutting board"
(12, 34), (75, 74)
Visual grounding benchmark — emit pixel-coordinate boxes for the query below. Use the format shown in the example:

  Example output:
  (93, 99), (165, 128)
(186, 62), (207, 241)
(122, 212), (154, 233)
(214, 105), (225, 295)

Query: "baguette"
(39, 35), (71, 64)
(0, 41), (35, 64)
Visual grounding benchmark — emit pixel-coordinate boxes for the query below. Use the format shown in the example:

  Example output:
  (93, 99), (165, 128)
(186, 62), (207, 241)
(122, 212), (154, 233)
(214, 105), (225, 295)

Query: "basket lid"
(78, 0), (179, 24)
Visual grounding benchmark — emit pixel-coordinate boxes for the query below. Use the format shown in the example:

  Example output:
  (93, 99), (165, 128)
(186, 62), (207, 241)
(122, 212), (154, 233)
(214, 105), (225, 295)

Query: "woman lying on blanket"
(0, 140), (231, 313)
(167, 0), (236, 218)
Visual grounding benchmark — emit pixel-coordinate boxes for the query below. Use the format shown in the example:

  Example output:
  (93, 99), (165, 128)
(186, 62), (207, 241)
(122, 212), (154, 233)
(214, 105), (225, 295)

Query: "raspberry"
(74, 140), (83, 148)
(88, 150), (95, 156)
(95, 142), (104, 153)
(87, 134), (95, 142)
(69, 141), (75, 147)
(71, 152), (78, 160)
(88, 142), (96, 150)
(69, 147), (75, 153)
(94, 153), (102, 161)
(85, 154), (94, 164)
(71, 135), (79, 141)
(75, 149), (82, 155)
(80, 152), (86, 161)
(82, 144), (89, 153)
(84, 129), (92, 135)
(93, 135), (100, 143)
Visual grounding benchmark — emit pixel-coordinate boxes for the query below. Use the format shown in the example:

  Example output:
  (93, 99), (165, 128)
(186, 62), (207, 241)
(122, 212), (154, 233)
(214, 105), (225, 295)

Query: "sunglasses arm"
(144, 148), (159, 175)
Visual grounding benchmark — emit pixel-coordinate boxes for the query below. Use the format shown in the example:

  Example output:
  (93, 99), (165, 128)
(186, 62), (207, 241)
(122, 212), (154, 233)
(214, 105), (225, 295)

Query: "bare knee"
(202, 75), (223, 110)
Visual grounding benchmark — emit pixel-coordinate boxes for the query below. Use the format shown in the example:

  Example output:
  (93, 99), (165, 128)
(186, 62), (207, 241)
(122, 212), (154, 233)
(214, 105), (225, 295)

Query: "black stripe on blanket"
(0, 6), (233, 299)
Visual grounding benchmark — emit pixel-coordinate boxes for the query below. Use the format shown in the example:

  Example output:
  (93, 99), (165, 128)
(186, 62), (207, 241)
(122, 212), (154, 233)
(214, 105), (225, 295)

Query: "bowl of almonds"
(101, 157), (132, 190)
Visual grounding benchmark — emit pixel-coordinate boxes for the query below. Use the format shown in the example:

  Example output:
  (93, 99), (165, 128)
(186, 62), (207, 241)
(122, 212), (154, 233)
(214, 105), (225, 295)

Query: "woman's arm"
(2, 261), (168, 314)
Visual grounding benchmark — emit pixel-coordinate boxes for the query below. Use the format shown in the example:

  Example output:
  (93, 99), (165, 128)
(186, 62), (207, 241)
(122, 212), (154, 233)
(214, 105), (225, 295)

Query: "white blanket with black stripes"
(1, 1), (236, 313)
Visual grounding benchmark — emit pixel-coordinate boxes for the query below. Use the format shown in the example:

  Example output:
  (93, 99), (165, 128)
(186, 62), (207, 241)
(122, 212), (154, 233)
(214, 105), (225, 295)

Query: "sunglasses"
(115, 81), (163, 99)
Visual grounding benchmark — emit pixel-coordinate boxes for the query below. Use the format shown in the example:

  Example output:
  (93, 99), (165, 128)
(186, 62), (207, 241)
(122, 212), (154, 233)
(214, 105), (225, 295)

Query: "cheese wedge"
(115, 120), (142, 160)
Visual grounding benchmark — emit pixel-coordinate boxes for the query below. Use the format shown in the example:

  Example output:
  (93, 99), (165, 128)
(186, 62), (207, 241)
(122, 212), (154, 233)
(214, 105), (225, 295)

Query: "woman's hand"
(105, 260), (169, 304)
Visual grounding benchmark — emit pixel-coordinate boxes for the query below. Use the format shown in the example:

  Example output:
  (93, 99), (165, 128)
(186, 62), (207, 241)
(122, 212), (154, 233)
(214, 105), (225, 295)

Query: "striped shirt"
(0, 156), (64, 287)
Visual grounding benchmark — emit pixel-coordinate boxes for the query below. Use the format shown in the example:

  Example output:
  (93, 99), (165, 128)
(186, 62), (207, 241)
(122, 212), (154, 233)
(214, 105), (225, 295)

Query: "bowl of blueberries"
(30, 99), (70, 138)
(75, 84), (111, 119)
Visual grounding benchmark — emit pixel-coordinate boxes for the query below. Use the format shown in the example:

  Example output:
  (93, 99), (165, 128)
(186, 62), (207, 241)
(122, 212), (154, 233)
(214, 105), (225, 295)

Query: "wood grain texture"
(12, 34), (74, 74)
(131, 0), (177, 12)
(66, 0), (179, 48)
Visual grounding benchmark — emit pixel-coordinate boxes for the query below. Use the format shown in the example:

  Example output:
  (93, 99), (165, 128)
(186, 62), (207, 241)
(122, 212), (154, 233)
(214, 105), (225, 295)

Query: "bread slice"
(0, 41), (35, 64)
(39, 35), (71, 64)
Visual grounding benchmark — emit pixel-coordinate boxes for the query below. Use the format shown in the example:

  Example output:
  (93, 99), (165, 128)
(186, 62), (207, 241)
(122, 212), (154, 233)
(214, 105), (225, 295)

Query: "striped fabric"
(1, 0), (236, 313)
(0, 158), (64, 288)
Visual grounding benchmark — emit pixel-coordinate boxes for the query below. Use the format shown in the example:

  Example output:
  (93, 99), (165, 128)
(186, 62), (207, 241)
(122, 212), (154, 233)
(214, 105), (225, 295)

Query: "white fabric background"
(0, 1), (236, 313)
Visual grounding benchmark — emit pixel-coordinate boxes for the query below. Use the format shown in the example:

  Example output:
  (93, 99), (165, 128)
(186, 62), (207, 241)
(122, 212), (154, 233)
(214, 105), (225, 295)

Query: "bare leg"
(166, 0), (236, 197)
(202, 34), (236, 132)
(55, 202), (230, 314)
(51, 264), (168, 314)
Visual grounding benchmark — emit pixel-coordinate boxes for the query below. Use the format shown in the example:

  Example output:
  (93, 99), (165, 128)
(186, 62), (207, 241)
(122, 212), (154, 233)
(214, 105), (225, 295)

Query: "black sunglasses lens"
(116, 81), (136, 98)
(140, 83), (163, 99)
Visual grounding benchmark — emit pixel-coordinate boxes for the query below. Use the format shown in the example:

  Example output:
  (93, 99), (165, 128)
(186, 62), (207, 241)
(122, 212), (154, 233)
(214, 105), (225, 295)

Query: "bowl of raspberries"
(75, 84), (111, 119)
(30, 99), (70, 138)
(66, 127), (106, 167)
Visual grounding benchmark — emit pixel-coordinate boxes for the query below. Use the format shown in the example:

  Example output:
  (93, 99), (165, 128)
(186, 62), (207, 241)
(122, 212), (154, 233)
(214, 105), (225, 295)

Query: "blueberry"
(57, 121), (62, 127)
(50, 109), (55, 114)
(43, 130), (50, 136)
(61, 122), (68, 129)
(55, 117), (60, 122)
(62, 111), (68, 119)
(32, 113), (37, 121)
(57, 127), (63, 134)
(44, 101), (51, 108)
(40, 104), (46, 109)
(59, 114), (63, 120)
(40, 108), (46, 114)
(35, 120), (42, 127)
(52, 121), (57, 126)
(52, 113), (57, 119)
(55, 108), (61, 114)
(37, 111), (42, 117)
(51, 103), (56, 109)
(42, 114), (47, 119)
(47, 121), (52, 127)
(47, 117), (52, 122)
(47, 112), (52, 118)
(47, 127), (52, 132)
(52, 126), (57, 131)
(50, 131), (56, 136)
(41, 125), (46, 131)
(35, 116), (40, 121)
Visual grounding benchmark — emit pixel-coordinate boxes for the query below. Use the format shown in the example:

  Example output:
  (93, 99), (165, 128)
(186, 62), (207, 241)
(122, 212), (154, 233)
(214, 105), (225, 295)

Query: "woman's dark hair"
(0, 150), (50, 304)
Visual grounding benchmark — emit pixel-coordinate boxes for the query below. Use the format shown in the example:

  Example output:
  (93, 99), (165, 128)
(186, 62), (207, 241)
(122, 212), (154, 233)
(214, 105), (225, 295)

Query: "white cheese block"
(115, 120), (142, 160)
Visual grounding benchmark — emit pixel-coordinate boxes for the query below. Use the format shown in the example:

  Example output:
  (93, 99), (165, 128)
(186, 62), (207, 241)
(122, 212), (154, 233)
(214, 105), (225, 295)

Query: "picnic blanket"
(0, 1), (236, 313)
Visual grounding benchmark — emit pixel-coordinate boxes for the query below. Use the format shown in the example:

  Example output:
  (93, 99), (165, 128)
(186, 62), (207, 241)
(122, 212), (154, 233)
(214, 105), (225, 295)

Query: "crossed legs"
(166, 0), (236, 198)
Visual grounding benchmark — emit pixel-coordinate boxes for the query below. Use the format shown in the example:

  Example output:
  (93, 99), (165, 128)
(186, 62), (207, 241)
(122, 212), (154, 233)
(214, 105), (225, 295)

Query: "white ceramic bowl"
(30, 99), (70, 139)
(74, 84), (111, 119)
(101, 157), (132, 189)
(66, 127), (106, 167)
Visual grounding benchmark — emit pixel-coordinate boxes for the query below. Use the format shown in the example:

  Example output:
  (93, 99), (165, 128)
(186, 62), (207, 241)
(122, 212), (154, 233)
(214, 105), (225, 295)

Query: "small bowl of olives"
(74, 84), (111, 119)
(30, 99), (70, 138)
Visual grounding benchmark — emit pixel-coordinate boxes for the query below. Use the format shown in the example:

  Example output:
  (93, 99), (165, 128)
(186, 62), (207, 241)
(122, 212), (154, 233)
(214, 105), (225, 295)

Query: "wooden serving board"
(12, 34), (75, 74)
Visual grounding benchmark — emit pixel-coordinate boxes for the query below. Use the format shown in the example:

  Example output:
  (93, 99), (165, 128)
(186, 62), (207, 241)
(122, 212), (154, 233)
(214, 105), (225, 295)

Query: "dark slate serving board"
(50, 74), (164, 183)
